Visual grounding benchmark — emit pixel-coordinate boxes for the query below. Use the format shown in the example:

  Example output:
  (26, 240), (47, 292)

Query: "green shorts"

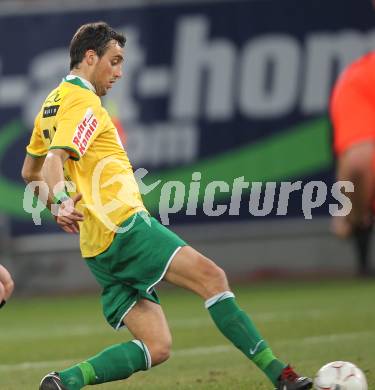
(86, 212), (187, 329)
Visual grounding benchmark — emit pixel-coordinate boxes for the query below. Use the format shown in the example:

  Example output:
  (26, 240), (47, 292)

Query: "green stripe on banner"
(0, 121), (31, 218)
(0, 120), (51, 220)
(142, 117), (333, 211)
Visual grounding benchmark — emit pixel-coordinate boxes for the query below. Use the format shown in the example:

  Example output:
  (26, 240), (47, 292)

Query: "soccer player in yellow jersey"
(22, 22), (312, 390)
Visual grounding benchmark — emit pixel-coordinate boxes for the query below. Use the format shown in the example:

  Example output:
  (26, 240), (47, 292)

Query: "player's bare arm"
(42, 149), (84, 234)
(22, 154), (55, 209)
(21, 154), (45, 183)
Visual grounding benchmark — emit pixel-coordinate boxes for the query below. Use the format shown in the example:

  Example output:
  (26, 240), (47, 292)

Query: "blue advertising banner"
(0, 0), (374, 233)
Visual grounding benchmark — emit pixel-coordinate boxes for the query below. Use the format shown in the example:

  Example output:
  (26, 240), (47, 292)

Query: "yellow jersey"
(26, 76), (147, 257)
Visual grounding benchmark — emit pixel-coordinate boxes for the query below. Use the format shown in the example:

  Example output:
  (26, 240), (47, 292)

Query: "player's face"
(92, 40), (124, 97)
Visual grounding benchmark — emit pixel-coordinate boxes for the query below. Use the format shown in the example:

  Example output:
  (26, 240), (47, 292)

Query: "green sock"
(206, 292), (285, 385)
(59, 340), (149, 389)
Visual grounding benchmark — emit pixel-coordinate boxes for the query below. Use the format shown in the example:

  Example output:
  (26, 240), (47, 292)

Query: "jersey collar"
(63, 75), (96, 93)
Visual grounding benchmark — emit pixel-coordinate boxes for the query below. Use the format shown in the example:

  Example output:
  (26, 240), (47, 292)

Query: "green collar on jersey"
(63, 75), (96, 93)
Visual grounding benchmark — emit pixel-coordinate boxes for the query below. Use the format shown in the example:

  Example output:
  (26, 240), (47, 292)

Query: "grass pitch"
(0, 279), (374, 389)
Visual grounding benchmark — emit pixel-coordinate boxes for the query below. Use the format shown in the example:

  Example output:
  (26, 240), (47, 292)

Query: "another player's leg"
(332, 143), (375, 276)
(353, 222), (373, 276)
(40, 299), (171, 390)
(164, 246), (312, 390)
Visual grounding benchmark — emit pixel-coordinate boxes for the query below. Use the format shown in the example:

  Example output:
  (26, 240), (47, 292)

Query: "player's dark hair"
(69, 22), (126, 70)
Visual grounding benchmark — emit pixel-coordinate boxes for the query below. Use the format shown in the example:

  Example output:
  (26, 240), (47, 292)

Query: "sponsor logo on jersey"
(72, 108), (98, 156)
(42, 105), (60, 118)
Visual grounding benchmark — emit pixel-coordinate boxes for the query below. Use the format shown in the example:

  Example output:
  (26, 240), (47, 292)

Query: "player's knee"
(148, 340), (172, 365)
(210, 264), (228, 288)
(199, 258), (228, 294)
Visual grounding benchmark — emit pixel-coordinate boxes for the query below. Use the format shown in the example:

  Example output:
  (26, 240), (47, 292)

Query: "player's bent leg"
(41, 299), (170, 390)
(165, 246), (312, 389)
(39, 335), (148, 390)
(164, 246), (229, 299)
(124, 298), (172, 367)
(47, 341), (148, 390)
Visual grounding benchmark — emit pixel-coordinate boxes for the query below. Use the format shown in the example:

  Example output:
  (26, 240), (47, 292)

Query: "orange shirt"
(331, 52), (375, 155)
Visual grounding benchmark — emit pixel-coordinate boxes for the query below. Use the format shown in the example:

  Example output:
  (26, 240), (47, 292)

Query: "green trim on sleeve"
(26, 151), (47, 158)
(49, 146), (80, 161)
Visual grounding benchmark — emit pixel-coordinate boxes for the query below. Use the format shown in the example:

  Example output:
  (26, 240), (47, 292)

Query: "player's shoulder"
(338, 52), (375, 85)
(61, 82), (100, 108)
(41, 84), (63, 108)
(331, 52), (375, 101)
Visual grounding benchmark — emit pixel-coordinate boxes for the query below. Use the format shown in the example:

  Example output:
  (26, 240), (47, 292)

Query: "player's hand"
(56, 193), (84, 234)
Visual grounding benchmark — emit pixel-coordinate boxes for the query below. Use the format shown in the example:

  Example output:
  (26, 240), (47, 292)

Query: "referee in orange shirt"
(330, 52), (375, 276)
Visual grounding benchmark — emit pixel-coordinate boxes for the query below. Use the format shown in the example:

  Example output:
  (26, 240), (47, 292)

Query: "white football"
(314, 361), (367, 390)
